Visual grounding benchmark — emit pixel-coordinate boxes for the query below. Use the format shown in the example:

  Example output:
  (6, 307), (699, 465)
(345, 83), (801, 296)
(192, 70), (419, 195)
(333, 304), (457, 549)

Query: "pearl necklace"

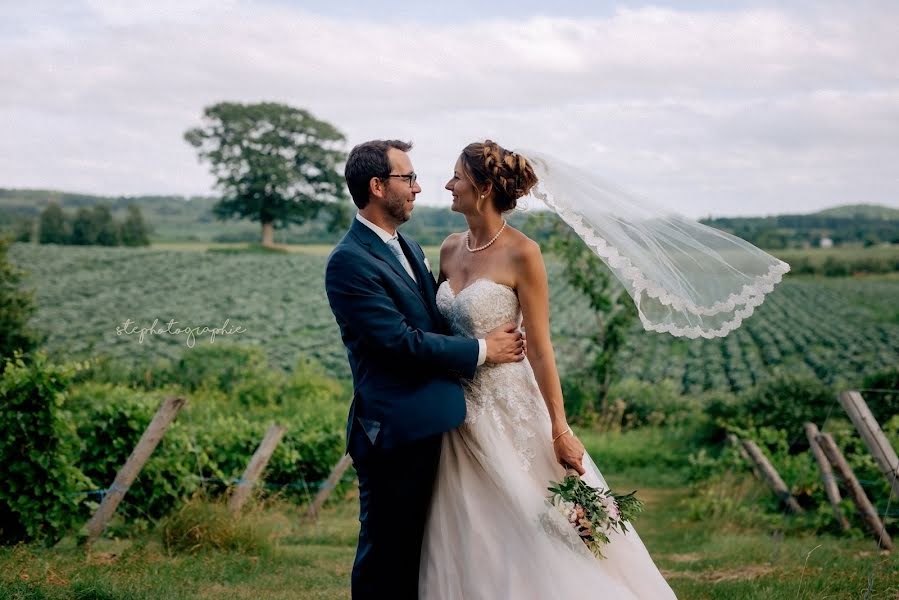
(466, 220), (507, 252)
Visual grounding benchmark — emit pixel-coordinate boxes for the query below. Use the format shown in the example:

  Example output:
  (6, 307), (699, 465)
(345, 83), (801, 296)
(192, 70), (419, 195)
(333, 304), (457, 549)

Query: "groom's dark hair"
(345, 139), (413, 208)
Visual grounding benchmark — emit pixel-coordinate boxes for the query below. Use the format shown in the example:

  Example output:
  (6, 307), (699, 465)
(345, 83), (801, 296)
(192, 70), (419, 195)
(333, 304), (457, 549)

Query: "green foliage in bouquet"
(548, 474), (645, 559)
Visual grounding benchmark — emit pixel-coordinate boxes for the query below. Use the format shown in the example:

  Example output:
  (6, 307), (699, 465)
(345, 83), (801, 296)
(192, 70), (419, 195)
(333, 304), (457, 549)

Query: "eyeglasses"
(384, 172), (418, 188)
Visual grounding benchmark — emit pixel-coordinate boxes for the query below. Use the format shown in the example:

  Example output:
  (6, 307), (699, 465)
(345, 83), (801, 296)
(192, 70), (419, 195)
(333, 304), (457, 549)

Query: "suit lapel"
(349, 220), (429, 306)
(398, 234), (443, 322)
(397, 234), (430, 290)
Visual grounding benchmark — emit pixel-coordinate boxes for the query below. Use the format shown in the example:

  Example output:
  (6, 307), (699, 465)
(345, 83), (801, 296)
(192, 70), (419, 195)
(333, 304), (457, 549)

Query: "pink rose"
(605, 498), (620, 521)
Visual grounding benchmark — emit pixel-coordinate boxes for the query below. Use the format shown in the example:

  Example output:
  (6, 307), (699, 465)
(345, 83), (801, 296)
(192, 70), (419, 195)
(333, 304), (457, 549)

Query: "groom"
(325, 140), (525, 599)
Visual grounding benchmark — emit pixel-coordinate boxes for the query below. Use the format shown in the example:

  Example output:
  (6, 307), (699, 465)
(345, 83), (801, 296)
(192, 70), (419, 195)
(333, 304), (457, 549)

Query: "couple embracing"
(325, 139), (680, 599)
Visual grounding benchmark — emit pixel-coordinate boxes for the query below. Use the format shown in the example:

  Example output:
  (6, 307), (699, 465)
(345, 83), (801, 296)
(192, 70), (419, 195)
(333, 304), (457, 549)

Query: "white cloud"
(1, 2), (898, 217)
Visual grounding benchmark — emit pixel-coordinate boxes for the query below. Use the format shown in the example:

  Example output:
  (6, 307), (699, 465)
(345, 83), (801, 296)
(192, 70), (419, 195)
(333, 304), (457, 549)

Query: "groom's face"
(382, 148), (420, 226)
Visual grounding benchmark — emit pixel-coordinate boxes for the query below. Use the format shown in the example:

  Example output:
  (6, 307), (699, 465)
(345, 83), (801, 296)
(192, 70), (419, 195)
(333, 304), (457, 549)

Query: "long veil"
(519, 149), (790, 339)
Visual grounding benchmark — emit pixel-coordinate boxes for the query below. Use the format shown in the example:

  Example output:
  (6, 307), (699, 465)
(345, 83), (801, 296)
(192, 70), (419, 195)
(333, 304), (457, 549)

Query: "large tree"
(70, 205), (119, 246)
(119, 204), (151, 246)
(184, 102), (348, 247)
(38, 203), (69, 244)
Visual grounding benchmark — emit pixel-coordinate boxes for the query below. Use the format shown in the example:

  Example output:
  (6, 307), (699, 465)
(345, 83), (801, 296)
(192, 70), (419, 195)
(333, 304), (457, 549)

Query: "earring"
(480, 194), (485, 199)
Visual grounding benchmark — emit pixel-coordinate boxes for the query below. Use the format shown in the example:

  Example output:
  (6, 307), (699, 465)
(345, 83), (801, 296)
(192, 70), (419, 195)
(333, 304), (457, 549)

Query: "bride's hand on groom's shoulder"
(553, 430), (586, 475)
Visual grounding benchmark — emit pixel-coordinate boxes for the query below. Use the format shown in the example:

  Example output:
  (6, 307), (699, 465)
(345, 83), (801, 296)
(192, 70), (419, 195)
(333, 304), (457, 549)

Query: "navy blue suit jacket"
(325, 218), (478, 457)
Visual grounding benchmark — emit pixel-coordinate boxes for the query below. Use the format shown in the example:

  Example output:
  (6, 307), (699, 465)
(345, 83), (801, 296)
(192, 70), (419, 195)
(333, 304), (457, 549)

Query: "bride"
(420, 140), (679, 598)
(420, 138), (789, 597)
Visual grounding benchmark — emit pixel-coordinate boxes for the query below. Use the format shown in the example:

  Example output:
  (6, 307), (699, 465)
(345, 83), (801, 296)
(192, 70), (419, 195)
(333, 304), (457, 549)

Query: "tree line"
(36, 203), (151, 247)
(702, 213), (899, 249)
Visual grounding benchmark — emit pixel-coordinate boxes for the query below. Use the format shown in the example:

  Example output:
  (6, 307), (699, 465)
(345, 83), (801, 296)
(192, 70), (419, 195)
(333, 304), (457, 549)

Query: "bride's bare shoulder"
(439, 232), (465, 266)
(505, 227), (543, 265)
(440, 232), (465, 254)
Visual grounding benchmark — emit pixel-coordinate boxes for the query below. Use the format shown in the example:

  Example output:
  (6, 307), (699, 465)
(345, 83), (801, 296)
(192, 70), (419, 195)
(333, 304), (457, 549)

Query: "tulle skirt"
(419, 362), (676, 599)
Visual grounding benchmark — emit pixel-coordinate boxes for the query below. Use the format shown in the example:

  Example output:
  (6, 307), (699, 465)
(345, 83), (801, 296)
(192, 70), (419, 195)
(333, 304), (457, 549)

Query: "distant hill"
(0, 189), (229, 243)
(0, 188), (215, 213)
(702, 203), (899, 248)
(2, 188), (897, 248)
(0, 187), (477, 245)
(813, 204), (899, 220)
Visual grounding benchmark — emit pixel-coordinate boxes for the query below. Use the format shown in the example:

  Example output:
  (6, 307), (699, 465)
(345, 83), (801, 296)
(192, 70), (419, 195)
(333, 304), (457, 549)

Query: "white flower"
(552, 497), (577, 522)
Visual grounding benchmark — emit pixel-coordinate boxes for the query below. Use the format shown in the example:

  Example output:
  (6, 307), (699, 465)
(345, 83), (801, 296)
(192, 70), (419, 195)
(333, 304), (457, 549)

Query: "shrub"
(687, 418), (899, 534)
(607, 378), (702, 428)
(860, 368), (899, 423)
(0, 353), (91, 545)
(160, 495), (281, 554)
(0, 238), (41, 361)
(167, 344), (286, 407)
(711, 374), (835, 437)
(66, 383), (212, 529)
(66, 354), (348, 530)
(73, 354), (177, 390)
(560, 375), (594, 424)
(1, 350), (349, 540)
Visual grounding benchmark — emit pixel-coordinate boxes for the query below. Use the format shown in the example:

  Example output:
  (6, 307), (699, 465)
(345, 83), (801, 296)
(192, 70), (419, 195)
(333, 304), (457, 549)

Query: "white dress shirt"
(356, 213), (416, 282)
(355, 213), (487, 366)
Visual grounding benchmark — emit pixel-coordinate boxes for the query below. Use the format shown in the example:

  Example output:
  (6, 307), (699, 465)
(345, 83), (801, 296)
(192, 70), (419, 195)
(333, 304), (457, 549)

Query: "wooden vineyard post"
(84, 396), (186, 544)
(804, 423), (850, 531)
(727, 433), (760, 480)
(816, 432), (893, 551)
(307, 453), (354, 519)
(741, 439), (804, 513)
(228, 424), (287, 514)
(839, 391), (899, 500)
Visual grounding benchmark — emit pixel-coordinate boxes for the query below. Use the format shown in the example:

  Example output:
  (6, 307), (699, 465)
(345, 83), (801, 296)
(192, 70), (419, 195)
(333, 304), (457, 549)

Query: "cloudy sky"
(3, 1), (898, 218)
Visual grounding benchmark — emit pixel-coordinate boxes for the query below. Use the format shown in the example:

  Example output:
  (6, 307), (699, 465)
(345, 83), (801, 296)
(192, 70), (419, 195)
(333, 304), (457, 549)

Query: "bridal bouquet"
(547, 473), (645, 559)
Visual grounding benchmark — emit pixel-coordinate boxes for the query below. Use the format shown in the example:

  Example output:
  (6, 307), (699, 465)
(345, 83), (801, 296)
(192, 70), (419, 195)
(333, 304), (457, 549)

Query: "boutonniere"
(423, 256), (433, 273)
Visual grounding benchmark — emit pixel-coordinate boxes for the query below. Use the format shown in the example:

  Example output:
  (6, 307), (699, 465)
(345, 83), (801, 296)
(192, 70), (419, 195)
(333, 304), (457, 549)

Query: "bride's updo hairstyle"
(460, 140), (539, 213)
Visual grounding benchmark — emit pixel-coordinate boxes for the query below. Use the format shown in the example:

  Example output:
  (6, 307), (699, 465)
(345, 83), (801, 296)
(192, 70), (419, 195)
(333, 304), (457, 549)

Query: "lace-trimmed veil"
(518, 149), (790, 339)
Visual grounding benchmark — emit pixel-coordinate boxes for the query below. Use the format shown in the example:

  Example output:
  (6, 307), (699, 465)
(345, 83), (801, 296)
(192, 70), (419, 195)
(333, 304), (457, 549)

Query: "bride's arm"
(515, 239), (586, 475)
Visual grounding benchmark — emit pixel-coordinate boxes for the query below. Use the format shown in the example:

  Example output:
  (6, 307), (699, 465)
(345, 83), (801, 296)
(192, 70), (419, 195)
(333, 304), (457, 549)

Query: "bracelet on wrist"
(552, 426), (571, 443)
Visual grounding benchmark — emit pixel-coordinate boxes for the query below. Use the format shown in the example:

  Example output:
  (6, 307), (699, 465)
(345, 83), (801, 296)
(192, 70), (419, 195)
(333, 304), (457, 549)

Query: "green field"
(9, 243), (899, 393)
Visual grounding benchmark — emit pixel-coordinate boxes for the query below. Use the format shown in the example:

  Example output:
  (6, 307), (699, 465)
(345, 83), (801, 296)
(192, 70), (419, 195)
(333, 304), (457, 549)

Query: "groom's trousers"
(350, 432), (443, 600)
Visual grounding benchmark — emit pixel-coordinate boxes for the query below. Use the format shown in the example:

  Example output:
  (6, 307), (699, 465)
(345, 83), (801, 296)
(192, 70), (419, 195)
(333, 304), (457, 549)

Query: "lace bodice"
(436, 278), (521, 337)
(437, 279), (541, 470)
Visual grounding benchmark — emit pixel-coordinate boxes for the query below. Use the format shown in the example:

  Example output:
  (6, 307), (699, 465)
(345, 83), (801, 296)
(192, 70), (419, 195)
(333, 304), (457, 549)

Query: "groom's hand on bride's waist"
(484, 322), (525, 364)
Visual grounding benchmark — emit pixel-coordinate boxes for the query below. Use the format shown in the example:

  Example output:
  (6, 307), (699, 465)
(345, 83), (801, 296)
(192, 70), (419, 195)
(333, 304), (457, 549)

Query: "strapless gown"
(419, 279), (677, 599)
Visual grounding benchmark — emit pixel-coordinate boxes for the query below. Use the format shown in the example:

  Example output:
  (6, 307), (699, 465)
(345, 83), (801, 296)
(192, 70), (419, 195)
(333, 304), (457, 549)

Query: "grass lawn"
(3, 428), (897, 599)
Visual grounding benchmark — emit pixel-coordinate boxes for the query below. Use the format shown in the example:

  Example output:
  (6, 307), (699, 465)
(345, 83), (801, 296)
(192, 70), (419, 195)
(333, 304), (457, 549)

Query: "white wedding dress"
(420, 279), (677, 599)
